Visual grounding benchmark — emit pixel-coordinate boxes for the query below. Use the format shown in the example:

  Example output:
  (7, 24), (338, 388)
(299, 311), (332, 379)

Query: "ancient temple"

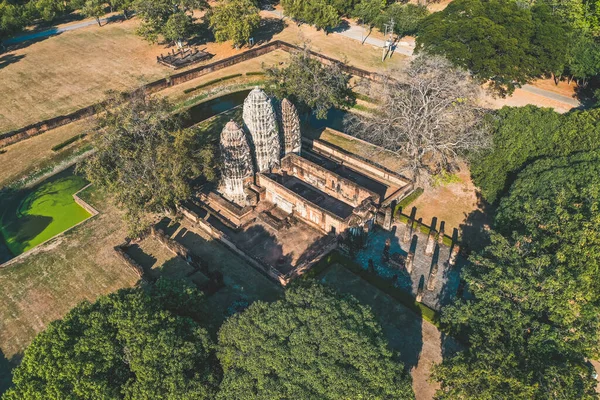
(219, 120), (254, 205)
(243, 88), (281, 172)
(280, 98), (301, 156)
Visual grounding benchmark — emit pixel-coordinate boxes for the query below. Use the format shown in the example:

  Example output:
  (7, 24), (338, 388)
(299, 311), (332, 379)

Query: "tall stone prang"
(280, 98), (301, 155)
(219, 120), (254, 205)
(243, 88), (281, 172)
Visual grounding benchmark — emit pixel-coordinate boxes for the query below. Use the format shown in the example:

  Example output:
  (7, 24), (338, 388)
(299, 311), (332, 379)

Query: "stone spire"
(280, 98), (301, 155)
(243, 88), (281, 172)
(219, 120), (254, 205)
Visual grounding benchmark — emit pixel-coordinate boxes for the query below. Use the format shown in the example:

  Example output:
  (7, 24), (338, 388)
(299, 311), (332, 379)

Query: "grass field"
(0, 168), (91, 257)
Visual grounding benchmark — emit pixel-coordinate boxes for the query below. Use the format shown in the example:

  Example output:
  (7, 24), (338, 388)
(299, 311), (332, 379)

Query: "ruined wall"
(280, 154), (377, 207)
(257, 173), (348, 233)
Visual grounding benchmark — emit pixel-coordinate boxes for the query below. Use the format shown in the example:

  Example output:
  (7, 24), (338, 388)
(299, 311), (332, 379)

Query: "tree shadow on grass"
(253, 18), (286, 46)
(0, 53), (25, 69)
(0, 350), (17, 396)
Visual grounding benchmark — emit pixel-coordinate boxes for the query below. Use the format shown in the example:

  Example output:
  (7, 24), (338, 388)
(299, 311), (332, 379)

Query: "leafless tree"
(345, 54), (491, 184)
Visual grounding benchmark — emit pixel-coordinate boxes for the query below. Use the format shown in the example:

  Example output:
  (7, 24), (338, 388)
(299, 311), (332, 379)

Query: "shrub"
(51, 134), (86, 152)
(245, 71), (265, 76)
(182, 73), (244, 94)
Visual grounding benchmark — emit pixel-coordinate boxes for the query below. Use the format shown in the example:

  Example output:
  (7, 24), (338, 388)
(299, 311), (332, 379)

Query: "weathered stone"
(449, 245), (460, 267)
(219, 120), (254, 205)
(406, 251), (414, 274)
(280, 98), (301, 155)
(416, 278), (424, 303)
(383, 206), (392, 230)
(427, 263), (438, 291)
(243, 87), (281, 172)
(402, 219), (412, 243)
(438, 224), (445, 245)
(425, 229), (436, 256)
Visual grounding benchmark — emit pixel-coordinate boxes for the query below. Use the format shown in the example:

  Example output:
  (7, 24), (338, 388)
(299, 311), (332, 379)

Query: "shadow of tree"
(253, 18), (286, 46)
(0, 350), (17, 396)
(0, 53), (25, 69)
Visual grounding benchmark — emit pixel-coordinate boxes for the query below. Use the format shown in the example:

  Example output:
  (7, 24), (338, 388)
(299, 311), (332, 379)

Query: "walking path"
(4, 14), (127, 45)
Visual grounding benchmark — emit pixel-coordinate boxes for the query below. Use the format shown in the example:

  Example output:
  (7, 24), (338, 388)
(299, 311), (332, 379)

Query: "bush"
(51, 133), (86, 152)
(182, 73), (244, 94)
(245, 71), (265, 76)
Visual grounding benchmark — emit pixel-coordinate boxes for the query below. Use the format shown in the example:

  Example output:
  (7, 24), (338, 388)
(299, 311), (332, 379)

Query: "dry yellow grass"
(0, 187), (138, 361)
(0, 118), (93, 187)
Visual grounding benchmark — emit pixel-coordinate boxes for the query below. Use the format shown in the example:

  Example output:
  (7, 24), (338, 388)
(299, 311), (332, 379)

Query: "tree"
(164, 11), (192, 48)
(81, 92), (215, 235)
(217, 284), (415, 399)
(378, 3), (428, 37)
(265, 45), (355, 119)
(281, 0), (341, 31)
(110, 0), (133, 18)
(346, 55), (490, 184)
(432, 152), (600, 399)
(469, 105), (600, 203)
(134, 0), (207, 44)
(353, 0), (384, 32)
(0, 1), (25, 45)
(3, 281), (220, 399)
(81, 0), (105, 26)
(208, 0), (260, 48)
(416, 0), (570, 96)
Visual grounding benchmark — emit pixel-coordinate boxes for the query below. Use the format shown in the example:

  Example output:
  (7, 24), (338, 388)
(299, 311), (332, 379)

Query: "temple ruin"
(243, 88), (281, 172)
(184, 88), (460, 307)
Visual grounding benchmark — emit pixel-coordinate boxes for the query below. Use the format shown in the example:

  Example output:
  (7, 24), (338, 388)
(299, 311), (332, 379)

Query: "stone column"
(449, 245), (460, 267)
(402, 218), (412, 243)
(427, 263), (438, 291)
(383, 206), (393, 231)
(406, 251), (414, 274)
(425, 229), (436, 256)
(416, 280), (424, 303)
(438, 224), (445, 245)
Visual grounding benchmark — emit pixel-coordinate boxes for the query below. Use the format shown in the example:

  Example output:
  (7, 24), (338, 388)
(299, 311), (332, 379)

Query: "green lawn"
(0, 168), (91, 257)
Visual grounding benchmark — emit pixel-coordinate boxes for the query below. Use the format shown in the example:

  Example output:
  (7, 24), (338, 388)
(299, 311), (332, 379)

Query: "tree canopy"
(208, 0), (261, 48)
(346, 55), (489, 183)
(281, 0), (341, 31)
(470, 105), (600, 203)
(3, 280), (220, 399)
(265, 46), (355, 119)
(217, 284), (415, 399)
(416, 0), (571, 96)
(134, 0), (206, 44)
(433, 151), (600, 399)
(82, 92), (215, 235)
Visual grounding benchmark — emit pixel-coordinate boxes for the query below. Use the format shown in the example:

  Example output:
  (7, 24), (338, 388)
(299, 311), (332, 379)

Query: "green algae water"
(0, 168), (91, 259)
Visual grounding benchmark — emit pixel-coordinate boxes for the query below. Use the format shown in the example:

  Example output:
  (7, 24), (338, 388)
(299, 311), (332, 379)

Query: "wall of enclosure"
(0, 41), (376, 148)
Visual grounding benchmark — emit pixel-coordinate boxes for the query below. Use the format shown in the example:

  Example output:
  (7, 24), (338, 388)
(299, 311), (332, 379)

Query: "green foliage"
(51, 133), (86, 151)
(3, 281), (220, 399)
(244, 71), (264, 76)
(433, 151), (600, 399)
(217, 283), (415, 399)
(431, 171), (461, 188)
(163, 11), (193, 47)
(183, 73), (244, 94)
(396, 187), (423, 210)
(416, 0), (570, 96)
(378, 3), (428, 37)
(208, 0), (261, 48)
(470, 105), (600, 203)
(134, 0), (206, 44)
(81, 0), (105, 25)
(265, 46), (355, 119)
(352, 0), (383, 28)
(281, 0), (341, 31)
(81, 92), (216, 236)
(0, 0), (25, 40)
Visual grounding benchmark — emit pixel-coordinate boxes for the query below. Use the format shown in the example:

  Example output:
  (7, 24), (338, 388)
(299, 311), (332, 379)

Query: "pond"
(0, 167), (91, 261)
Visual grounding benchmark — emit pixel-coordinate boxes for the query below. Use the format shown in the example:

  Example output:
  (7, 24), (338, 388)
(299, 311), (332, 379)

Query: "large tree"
(378, 3), (428, 37)
(3, 281), (220, 399)
(433, 151), (600, 399)
(416, 0), (570, 96)
(346, 55), (489, 184)
(217, 284), (415, 399)
(134, 0), (206, 44)
(208, 0), (260, 48)
(281, 0), (341, 31)
(82, 92), (215, 235)
(265, 45), (355, 119)
(470, 105), (600, 203)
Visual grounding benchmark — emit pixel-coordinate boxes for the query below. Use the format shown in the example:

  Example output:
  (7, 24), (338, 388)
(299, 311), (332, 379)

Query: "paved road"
(521, 84), (580, 107)
(4, 14), (127, 45)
